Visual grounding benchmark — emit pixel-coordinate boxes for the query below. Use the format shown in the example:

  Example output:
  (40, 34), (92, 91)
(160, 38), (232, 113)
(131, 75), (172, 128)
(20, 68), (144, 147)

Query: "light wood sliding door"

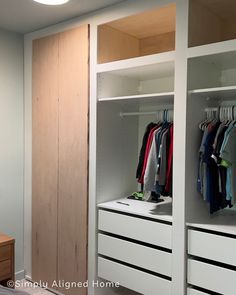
(58, 26), (89, 295)
(32, 25), (89, 295)
(32, 34), (59, 286)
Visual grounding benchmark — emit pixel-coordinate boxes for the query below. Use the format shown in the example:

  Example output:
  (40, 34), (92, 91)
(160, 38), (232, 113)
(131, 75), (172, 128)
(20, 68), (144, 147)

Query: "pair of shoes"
(127, 192), (144, 201)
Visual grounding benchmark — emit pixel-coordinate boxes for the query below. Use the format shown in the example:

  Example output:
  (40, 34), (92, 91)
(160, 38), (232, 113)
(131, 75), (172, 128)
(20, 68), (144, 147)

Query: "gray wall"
(0, 28), (24, 276)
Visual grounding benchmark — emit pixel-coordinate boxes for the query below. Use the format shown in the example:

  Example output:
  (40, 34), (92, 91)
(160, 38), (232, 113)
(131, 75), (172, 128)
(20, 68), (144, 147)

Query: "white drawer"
(98, 257), (171, 295)
(188, 259), (236, 295)
(98, 233), (172, 277)
(188, 229), (236, 266)
(187, 288), (208, 295)
(98, 210), (172, 249)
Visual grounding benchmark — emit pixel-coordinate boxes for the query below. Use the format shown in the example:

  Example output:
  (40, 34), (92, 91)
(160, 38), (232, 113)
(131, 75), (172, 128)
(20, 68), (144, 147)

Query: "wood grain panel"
(188, 0), (222, 47)
(140, 31), (175, 56)
(98, 25), (140, 64)
(32, 35), (59, 287)
(58, 25), (89, 295)
(222, 19), (236, 41)
(106, 3), (176, 39)
(200, 0), (236, 20)
(0, 260), (11, 280)
(0, 245), (11, 262)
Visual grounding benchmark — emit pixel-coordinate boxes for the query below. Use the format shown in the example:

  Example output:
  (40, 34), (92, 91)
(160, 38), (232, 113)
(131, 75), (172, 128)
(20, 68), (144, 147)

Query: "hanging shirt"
(136, 122), (157, 180)
(220, 126), (236, 204)
(139, 125), (159, 184)
(165, 125), (173, 195)
(143, 128), (161, 192)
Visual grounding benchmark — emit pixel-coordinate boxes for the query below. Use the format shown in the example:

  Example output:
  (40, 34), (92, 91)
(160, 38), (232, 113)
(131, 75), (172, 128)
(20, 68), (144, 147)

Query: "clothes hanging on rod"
(135, 109), (173, 201)
(197, 106), (236, 214)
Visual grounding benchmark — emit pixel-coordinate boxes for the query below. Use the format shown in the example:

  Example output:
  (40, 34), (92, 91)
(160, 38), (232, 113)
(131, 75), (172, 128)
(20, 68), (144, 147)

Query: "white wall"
(0, 28), (24, 277)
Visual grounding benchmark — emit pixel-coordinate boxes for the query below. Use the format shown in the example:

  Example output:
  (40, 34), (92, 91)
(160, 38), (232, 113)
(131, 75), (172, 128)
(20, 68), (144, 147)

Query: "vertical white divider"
(172, 0), (189, 294)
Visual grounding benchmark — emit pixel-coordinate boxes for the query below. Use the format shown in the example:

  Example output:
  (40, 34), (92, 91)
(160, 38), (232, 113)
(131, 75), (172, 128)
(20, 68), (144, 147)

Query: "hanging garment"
(136, 120), (173, 199)
(197, 119), (236, 213)
(165, 124), (173, 194)
(139, 125), (159, 184)
(136, 122), (157, 180)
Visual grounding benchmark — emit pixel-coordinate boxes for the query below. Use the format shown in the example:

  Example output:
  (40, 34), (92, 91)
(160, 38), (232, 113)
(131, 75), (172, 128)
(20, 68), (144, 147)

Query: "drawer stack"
(97, 209), (172, 295)
(0, 233), (15, 287)
(187, 228), (236, 295)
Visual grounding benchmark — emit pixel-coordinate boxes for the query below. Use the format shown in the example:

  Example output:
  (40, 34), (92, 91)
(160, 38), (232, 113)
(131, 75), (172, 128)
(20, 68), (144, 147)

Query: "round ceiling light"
(33, 0), (70, 5)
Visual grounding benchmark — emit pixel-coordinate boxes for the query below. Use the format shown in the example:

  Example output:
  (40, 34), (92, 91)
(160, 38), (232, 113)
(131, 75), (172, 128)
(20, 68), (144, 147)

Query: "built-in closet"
(186, 1), (236, 294)
(24, 0), (236, 295)
(32, 25), (89, 295)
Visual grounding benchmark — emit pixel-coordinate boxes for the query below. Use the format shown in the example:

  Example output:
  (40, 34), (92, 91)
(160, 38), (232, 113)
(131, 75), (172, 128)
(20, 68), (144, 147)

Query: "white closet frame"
(23, 0), (199, 295)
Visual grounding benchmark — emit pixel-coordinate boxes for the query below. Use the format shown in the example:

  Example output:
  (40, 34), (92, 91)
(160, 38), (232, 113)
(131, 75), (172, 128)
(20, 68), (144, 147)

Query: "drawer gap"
(189, 255), (236, 271)
(99, 208), (172, 225)
(99, 231), (172, 253)
(189, 284), (222, 295)
(98, 254), (172, 281)
(188, 227), (236, 239)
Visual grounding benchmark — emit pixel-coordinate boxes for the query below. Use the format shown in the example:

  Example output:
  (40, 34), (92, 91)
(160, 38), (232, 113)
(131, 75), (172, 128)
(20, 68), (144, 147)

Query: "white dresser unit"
(97, 199), (173, 295)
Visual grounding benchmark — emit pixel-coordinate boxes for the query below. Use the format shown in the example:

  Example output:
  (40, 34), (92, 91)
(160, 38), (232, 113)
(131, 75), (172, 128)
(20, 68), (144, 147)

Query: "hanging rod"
(120, 109), (173, 117)
(204, 107), (218, 112)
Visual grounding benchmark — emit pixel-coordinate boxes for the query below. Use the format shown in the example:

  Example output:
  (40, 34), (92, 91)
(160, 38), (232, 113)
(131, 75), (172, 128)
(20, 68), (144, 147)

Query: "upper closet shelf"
(97, 59), (175, 100)
(98, 198), (173, 223)
(97, 3), (176, 64)
(189, 86), (236, 100)
(98, 92), (174, 104)
(96, 51), (175, 74)
(188, 39), (236, 59)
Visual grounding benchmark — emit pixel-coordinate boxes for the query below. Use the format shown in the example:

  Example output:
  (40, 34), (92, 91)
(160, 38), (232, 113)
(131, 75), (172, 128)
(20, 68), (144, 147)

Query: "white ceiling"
(0, 0), (126, 34)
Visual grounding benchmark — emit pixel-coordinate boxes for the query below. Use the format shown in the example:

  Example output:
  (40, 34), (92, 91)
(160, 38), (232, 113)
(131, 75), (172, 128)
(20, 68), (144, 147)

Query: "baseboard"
(25, 275), (32, 281)
(15, 270), (25, 280)
(24, 276), (63, 295)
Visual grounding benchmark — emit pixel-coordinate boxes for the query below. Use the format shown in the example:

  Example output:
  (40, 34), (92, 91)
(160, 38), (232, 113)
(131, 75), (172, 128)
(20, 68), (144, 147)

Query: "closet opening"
(186, 51), (236, 233)
(188, 0), (236, 48)
(96, 98), (173, 222)
(97, 3), (176, 64)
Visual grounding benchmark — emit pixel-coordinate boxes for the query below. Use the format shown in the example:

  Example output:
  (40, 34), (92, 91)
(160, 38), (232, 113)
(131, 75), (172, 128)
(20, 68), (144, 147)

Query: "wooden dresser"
(0, 233), (15, 287)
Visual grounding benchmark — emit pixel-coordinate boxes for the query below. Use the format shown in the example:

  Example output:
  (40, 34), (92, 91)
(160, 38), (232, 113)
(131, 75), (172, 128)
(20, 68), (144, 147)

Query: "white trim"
(96, 51), (175, 73)
(172, 0), (188, 294)
(98, 92), (174, 102)
(15, 270), (25, 281)
(188, 39), (236, 59)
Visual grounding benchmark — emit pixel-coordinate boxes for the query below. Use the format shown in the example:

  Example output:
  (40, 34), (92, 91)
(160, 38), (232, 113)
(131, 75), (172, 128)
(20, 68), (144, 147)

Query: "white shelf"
(188, 39), (236, 59)
(98, 92), (174, 104)
(187, 210), (236, 236)
(98, 197), (173, 223)
(96, 51), (175, 74)
(188, 86), (236, 100)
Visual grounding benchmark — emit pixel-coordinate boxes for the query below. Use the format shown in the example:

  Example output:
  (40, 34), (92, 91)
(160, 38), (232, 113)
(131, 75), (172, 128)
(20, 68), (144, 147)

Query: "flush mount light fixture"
(33, 0), (70, 5)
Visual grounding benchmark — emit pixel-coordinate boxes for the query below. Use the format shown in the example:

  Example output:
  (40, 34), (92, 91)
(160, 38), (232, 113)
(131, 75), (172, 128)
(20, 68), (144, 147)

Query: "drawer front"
(0, 260), (11, 279)
(188, 259), (236, 295)
(98, 210), (172, 249)
(98, 257), (171, 295)
(188, 229), (236, 266)
(0, 245), (11, 262)
(98, 233), (172, 277)
(187, 288), (209, 295)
